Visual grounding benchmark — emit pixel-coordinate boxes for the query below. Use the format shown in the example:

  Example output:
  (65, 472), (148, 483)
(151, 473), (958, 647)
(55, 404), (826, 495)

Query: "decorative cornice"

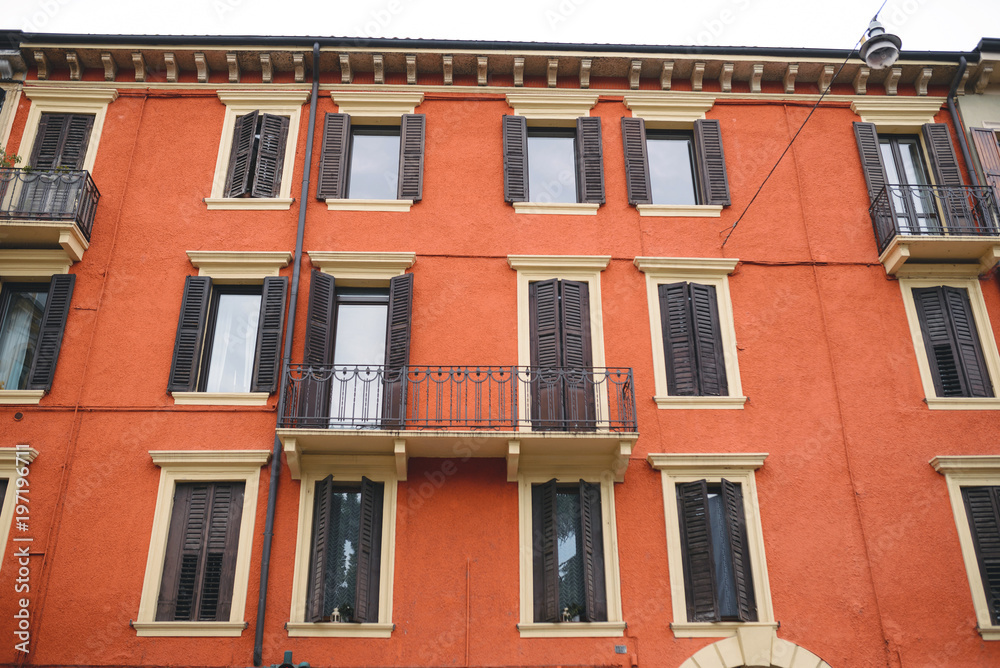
(186, 250), (292, 280)
(623, 94), (715, 126)
(216, 89), (309, 106)
(931, 456), (1000, 474)
(648, 453), (768, 472)
(307, 251), (416, 282)
(23, 85), (118, 105)
(850, 96), (944, 129)
(149, 450), (271, 468)
(331, 91), (424, 119)
(507, 255), (611, 271)
(634, 256), (739, 274)
(505, 91), (599, 121)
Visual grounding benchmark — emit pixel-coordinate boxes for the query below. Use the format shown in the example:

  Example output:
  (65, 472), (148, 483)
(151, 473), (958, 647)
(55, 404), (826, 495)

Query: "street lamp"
(860, 19), (902, 69)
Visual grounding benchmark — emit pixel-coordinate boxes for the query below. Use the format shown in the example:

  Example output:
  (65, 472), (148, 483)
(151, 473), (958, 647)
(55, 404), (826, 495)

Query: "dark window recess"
(316, 113), (425, 201)
(0, 478), (7, 515)
(658, 282), (728, 397)
(30, 113), (94, 170)
(306, 476), (384, 623)
(532, 479), (606, 623)
(223, 111), (290, 198)
(156, 481), (245, 622)
(912, 286), (994, 398)
(971, 128), (1000, 199)
(502, 115), (604, 204)
(962, 486), (1000, 625)
(0, 275), (75, 392)
(676, 480), (756, 623)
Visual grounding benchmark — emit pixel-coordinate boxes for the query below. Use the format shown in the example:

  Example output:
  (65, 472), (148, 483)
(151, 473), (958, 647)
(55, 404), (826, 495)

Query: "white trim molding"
(331, 91), (424, 123)
(850, 97), (944, 132)
(505, 91), (599, 123)
(623, 93), (716, 128)
(0, 447), (39, 575)
(637, 204), (723, 217)
(512, 202), (599, 216)
(186, 251), (292, 282)
(170, 392), (270, 406)
(307, 251), (415, 286)
(0, 83), (22, 150)
(678, 630), (832, 668)
(325, 198), (413, 212)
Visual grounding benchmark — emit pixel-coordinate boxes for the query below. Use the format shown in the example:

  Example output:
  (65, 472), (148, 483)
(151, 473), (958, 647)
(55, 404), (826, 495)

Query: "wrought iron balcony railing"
(869, 184), (1000, 253)
(279, 365), (637, 432)
(0, 168), (100, 242)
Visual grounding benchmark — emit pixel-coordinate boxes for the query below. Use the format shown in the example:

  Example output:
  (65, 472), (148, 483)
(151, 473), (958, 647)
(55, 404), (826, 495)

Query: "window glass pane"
(348, 132), (400, 200)
(204, 293), (261, 393)
(0, 287), (47, 391)
(528, 135), (577, 204)
(330, 303), (388, 425)
(321, 486), (362, 620)
(647, 136), (698, 205)
(556, 488), (586, 621)
(707, 490), (739, 619)
(898, 139), (930, 186)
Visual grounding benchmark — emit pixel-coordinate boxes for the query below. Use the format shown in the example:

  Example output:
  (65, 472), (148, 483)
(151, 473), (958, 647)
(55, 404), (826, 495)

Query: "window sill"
(325, 199), (414, 212)
(285, 622), (394, 638)
(204, 197), (294, 210)
(171, 392), (270, 406)
(516, 621), (626, 638)
(669, 621), (778, 639)
(0, 390), (45, 405)
(132, 621), (246, 637)
(512, 202), (599, 216)
(979, 626), (1000, 641)
(637, 204), (723, 217)
(654, 395), (747, 409)
(925, 397), (1000, 410)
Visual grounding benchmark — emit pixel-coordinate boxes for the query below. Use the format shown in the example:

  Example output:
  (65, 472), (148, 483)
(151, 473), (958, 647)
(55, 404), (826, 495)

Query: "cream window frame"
(17, 86), (118, 173)
(648, 453), (774, 639)
(286, 454), (398, 638)
(0, 446), (38, 575)
(898, 277), (1000, 409)
(133, 450), (270, 637)
(635, 257), (745, 408)
(0, 83), (23, 151)
(206, 90), (309, 210)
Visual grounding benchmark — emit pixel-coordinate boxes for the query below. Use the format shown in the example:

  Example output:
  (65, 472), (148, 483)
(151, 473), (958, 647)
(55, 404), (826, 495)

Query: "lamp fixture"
(860, 19), (902, 70)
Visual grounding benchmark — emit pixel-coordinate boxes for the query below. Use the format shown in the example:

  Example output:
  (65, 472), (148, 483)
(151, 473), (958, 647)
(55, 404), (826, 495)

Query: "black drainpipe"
(253, 41), (321, 668)
(948, 56), (981, 187)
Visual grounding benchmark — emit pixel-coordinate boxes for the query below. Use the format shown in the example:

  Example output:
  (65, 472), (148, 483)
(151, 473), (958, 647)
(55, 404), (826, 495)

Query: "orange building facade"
(1, 32), (1000, 668)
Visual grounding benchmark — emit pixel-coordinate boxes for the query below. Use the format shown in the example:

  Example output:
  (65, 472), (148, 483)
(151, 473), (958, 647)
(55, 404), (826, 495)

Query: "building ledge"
(517, 621), (626, 638)
(0, 219), (89, 261)
(925, 397), (1000, 410)
(669, 621), (778, 639)
(171, 392), (270, 406)
(325, 198), (413, 212)
(513, 202), (599, 215)
(879, 236), (1000, 276)
(637, 204), (722, 217)
(204, 197), (294, 210)
(654, 395), (747, 409)
(286, 622), (394, 638)
(131, 621), (246, 637)
(0, 390), (45, 404)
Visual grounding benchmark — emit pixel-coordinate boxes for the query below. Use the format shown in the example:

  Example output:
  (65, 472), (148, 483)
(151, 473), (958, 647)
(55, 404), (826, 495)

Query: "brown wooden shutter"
(60, 115), (95, 170)
(531, 479), (559, 623)
(26, 273), (75, 392)
(397, 114), (425, 201)
(676, 480), (719, 622)
(167, 276), (211, 393)
(659, 282), (698, 396)
(621, 117), (652, 205)
(503, 115), (528, 202)
(306, 475), (335, 622)
(694, 119), (730, 206)
(353, 476), (384, 623)
(316, 113), (350, 199)
(575, 117), (605, 204)
(250, 113), (289, 198)
(0, 479), (6, 515)
(690, 283), (729, 396)
(971, 127), (1000, 196)
(382, 273), (413, 429)
(224, 111), (258, 198)
(854, 121), (889, 202)
(579, 480), (607, 622)
(944, 286), (993, 398)
(913, 286), (993, 398)
(962, 486), (1000, 625)
(560, 280), (595, 430)
(29, 113), (65, 169)
(922, 123), (972, 230)
(300, 271), (336, 424)
(529, 279), (564, 429)
(250, 276), (288, 394)
(720, 479), (757, 622)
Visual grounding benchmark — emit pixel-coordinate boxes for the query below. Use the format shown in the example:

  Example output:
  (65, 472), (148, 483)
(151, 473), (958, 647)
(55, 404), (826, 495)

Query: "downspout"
(253, 41), (321, 667)
(948, 56), (981, 186)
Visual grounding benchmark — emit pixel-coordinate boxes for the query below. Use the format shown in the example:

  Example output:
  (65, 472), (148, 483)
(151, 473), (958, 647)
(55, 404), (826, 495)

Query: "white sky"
(4, 0), (998, 53)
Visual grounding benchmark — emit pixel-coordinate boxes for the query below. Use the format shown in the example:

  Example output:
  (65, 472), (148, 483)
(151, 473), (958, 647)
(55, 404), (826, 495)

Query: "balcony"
(0, 168), (100, 261)
(869, 184), (1000, 275)
(276, 365), (638, 481)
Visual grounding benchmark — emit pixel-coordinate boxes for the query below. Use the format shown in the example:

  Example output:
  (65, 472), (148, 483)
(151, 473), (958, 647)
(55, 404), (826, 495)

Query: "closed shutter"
(913, 286), (993, 398)
(621, 117), (652, 205)
(944, 286), (993, 398)
(397, 114), (426, 201)
(29, 113), (94, 170)
(694, 119), (730, 206)
(659, 282), (698, 396)
(720, 479), (757, 622)
(853, 121), (889, 202)
(59, 115), (95, 170)
(503, 115), (528, 202)
(167, 276), (211, 393)
(353, 476), (384, 623)
(575, 117), (605, 204)
(224, 111), (258, 198)
(962, 486), (1000, 625)
(560, 280), (595, 430)
(923, 123), (971, 230)
(382, 273), (413, 429)
(306, 475), (335, 622)
(532, 479), (559, 623)
(676, 480), (719, 622)
(690, 283), (729, 396)
(250, 113), (289, 198)
(529, 279), (564, 428)
(578, 480), (607, 622)
(26, 273), (75, 391)
(316, 113), (350, 199)
(971, 127), (1000, 197)
(250, 276), (288, 393)
(300, 271), (336, 425)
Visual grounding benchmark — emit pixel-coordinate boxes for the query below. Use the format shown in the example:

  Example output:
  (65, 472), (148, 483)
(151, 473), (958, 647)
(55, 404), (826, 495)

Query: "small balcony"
(0, 168), (100, 261)
(869, 184), (1000, 275)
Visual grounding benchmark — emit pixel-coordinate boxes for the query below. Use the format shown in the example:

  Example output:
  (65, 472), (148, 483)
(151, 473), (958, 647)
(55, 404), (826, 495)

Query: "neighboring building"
(1, 30), (1000, 668)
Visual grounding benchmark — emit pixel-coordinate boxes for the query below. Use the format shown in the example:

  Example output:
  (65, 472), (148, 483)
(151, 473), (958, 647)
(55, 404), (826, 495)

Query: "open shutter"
(677, 480), (719, 622)
(382, 273), (413, 429)
(694, 119), (730, 206)
(689, 283), (728, 396)
(224, 111), (258, 198)
(971, 127), (1000, 197)
(250, 113), (289, 198)
(306, 475), (334, 622)
(963, 486), (1000, 625)
(659, 282), (697, 396)
(503, 115), (528, 202)
(529, 279), (564, 429)
(575, 116), (605, 204)
(923, 123), (971, 230)
(299, 271), (336, 425)
(26, 273), (75, 392)
(944, 286), (994, 398)
(720, 479), (757, 622)
(167, 276), (211, 393)
(250, 276), (288, 393)
(579, 480), (607, 622)
(59, 114), (95, 170)
(353, 476), (384, 623)
(621, 117), (652, 205)
(29, 113), (67, 169)
(853, 121), (890, 202)
(532, 479), (559, 622)
(560, 280), (595, 430)
(316, 113), (350, 199)
(397, 114), (426, 201)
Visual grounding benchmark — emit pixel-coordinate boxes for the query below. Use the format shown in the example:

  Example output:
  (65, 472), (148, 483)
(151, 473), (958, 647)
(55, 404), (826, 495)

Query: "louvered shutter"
(306, 475), (334, 622)
(659, 282), (698, 396)
(382, 273), (413, 429)
(853, 121), (890, 202)
(913, 286), (993, 398)
(59, 115), (95, 170)
(560, 280), (595, 430)
(529, 279), (564, 429)
(167, 276), (211, 393)
(923, 123), (971, 230)
(353, 476), (384, 623)
(720, 479), (757, 622)
(397, 114), (425, 201)
(689, 283), (729, 396)
(224, 111), (258, 198)
(621, 117), (652, 205)
(676, 480), (719, 622)
(316, 113), (350, 199)
(575, 117), (605, 204)
(250, 276), (288, 393)
(250, 113), (289, 198)
(531, 479), (559, 622)
(944, 286), (993, 398)
(29, 113), (67, 169)
(300, 271), (336, 425)
(963, 486), (1000, 625)
(26, 273), (75, 391)
(579, 480), (607, 622)
(971, 127), (1000, 198)
(0, 479), (6, 515)
(694, 119), (730, 206)
(503, 115), (528, 202)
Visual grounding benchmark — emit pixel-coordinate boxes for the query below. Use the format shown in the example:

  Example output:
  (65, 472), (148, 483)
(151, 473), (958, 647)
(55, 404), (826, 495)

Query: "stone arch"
(678, 627), (832, 668)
